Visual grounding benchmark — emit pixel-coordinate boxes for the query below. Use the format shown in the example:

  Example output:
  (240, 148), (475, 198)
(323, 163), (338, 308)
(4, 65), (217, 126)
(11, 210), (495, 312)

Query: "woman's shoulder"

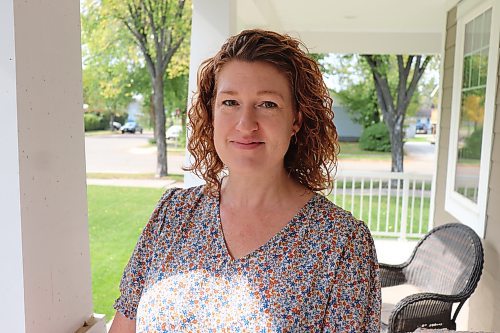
(307, 194), (373, 241)
(156, 185), (208, 209)
(149, 185), (210, 223)
(306, 194), (378, 271)
(145, 185), (212, 237)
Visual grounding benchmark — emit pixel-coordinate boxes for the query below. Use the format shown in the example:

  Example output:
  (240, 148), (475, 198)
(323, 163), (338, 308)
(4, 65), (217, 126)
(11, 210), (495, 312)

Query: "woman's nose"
(235, 106), (259, 132)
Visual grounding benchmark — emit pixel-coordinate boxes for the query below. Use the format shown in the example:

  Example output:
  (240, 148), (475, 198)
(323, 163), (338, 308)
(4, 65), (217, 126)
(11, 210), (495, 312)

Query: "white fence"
(330, 171), (434, 240)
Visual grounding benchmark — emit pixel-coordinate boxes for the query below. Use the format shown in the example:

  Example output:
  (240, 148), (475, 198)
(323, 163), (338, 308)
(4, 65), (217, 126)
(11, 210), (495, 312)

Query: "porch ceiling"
(234, 0), (450, 54)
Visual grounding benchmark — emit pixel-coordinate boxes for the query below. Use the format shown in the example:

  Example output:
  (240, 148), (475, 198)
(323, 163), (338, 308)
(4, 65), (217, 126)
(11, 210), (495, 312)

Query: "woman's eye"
(260, 101), (277, 108)
(222, 100), (238, 107)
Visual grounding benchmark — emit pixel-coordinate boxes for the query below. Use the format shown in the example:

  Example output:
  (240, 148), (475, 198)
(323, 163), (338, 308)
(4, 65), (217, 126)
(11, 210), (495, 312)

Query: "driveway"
(85, 133), (437, 176)
(85, 132), (185, 174)
(338, 141), (436, 175)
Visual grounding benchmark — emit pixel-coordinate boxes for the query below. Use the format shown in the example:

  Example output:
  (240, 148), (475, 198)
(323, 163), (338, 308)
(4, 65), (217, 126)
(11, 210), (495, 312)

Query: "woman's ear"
(292, 110), (303, 133)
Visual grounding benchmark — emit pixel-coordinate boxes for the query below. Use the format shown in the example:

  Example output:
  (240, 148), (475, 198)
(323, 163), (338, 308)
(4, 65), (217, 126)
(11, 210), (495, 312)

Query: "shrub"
(84, 112), (129, 131)
(359, 123), (391, 152)
(84, 113), (105, 131)
(459, 127), (482, 159)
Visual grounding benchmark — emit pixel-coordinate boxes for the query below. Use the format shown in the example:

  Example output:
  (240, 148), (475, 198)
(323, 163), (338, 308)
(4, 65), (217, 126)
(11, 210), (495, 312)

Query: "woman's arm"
(323, 221), (381, 332)
(112, 188), (179, 326)
(108, 311), (136, 333)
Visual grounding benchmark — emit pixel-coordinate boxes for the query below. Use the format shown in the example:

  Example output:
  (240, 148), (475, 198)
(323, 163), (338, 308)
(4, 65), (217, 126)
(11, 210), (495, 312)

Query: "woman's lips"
(230, 140), (264, 150)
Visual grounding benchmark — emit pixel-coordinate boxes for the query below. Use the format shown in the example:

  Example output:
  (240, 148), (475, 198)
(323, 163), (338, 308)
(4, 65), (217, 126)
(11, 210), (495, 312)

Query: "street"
(339, 141), (436, 175)
(85, 132), (185, 174)
(85, 133), (436, 176)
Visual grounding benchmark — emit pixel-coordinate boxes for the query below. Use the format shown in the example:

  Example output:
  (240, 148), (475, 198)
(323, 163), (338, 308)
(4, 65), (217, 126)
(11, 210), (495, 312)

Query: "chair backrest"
(403, 223), (484, 297)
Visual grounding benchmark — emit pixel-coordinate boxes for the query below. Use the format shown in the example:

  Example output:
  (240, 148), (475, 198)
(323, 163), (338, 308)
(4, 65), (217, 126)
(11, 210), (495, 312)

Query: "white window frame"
(445, 0), (499, 238)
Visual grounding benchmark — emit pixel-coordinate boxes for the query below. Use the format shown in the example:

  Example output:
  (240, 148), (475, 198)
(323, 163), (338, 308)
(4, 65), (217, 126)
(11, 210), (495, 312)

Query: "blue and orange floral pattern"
(114, 186), (380, 332)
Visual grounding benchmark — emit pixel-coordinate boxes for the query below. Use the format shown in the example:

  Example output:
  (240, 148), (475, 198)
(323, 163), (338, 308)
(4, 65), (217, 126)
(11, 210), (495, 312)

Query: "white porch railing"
(329, 171), (434, 240)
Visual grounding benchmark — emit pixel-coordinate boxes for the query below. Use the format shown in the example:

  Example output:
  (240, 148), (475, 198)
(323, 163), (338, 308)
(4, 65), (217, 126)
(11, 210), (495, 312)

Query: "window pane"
(482, 9), (492, 48)
(470, 53), (480, 86)
(464, 20), (473, 54)
(472, 15), (481, 51)
(479, 48), (488, 85)
(454, 9), (491, 203)
(463, 56), (471, 88)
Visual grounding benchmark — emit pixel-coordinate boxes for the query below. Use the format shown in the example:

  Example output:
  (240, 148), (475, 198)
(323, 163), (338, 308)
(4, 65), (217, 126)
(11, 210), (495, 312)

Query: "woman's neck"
(220, 167), (307, 210)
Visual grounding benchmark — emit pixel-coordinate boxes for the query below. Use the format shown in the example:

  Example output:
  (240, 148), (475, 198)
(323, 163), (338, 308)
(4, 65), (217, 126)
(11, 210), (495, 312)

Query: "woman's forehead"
(214, 60), (292, 94)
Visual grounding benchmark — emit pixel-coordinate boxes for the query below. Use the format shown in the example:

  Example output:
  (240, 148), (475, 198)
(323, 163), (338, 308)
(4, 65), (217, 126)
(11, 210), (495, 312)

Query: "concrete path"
(85, 132), (185, 174)
(86, 178), (182, 189)
(86, 133), (437, 180)
(338, 141), (436, 175)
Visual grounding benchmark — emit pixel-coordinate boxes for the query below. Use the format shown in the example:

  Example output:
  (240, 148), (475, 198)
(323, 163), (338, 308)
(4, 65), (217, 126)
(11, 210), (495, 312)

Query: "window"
(445, 0), (499, 237)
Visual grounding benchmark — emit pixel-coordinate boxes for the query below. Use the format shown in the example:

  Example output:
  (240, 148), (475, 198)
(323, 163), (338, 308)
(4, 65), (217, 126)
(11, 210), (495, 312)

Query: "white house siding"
(332, 104), (363, 142)
(435, 4), (500, 331)
(434, 6), (460, 225)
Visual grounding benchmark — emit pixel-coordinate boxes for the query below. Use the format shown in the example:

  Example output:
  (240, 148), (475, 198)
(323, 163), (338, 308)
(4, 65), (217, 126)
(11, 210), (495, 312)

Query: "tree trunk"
(109, 113), (115, 131)
(153, 76), (168, 176)
(389, 116), (404, 172)
(149, 94), (156, 142)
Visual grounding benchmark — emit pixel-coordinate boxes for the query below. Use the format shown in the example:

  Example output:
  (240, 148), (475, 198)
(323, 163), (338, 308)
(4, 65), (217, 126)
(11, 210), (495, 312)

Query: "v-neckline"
(213, 192), (318, 262)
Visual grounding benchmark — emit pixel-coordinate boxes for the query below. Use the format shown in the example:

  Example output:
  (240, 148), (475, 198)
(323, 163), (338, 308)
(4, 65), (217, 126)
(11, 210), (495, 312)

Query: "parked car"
(166, 125), (183, 140)
(120, 121), (143, 134)
(415, 123), (428, 134)
(111, 121), (122, 131)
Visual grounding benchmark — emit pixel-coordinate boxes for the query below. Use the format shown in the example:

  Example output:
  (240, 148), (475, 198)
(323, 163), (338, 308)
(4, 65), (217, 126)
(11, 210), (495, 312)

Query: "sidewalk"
(86, 178), (183, 189)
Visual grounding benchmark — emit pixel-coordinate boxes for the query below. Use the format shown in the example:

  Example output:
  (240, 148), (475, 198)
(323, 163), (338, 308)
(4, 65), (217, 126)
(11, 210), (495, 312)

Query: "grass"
(141, 143), (187, 154)
(88, 184), (431, 321)
(328, 193), (431, 237)
(406, 136), (432, 143)
(87, 172), (184, 182)
(334, 179), (433, 191)
(87, 185), (165, 320)
(85, 130), (122, 137)
(144, 140), (186, 152)
(338, 142), (391, 160)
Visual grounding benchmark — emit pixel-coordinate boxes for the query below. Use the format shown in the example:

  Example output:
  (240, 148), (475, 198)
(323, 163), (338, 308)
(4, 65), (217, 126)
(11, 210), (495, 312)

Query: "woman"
(110, 29), (380, 332)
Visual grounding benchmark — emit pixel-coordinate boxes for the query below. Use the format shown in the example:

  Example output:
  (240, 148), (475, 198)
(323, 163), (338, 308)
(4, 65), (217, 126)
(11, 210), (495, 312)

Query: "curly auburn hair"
(185, 29), (339, 195)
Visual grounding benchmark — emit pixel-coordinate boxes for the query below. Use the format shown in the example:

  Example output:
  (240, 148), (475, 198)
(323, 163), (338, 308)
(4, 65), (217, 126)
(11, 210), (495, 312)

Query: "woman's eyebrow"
(217, 90), (237, 96)
(257, 90), (285, 101)
(217, 89), (285, 101)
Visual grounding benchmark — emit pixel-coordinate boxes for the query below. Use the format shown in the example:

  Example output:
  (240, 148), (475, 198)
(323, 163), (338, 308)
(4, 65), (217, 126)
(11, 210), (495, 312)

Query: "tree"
(113, 0), (191, 176)
(81, 0), (135, 125)
(362, 55), (432, 172)
(319, 54), (435, 172)
(334, 83), (381, 128)
(317, 55), (381, 128)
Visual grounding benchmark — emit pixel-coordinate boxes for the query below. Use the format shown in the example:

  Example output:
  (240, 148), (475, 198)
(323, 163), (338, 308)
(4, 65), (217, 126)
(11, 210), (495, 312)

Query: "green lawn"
(328, 193), (431, 238)
(85, 130), (122, 137)
(87, 185), (165, 320)
(88, 184), (431, 320)
(338, 142), (391, 160)
(87, 172), (184, 182)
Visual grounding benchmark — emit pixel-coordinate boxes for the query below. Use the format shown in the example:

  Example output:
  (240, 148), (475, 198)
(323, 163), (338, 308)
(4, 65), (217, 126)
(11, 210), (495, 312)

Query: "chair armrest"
(380, 263), (407, 288)
(388, 292), (460, 332)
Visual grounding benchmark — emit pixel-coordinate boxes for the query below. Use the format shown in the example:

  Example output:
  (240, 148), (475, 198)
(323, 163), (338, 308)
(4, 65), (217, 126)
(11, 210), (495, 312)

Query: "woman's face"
(213, 60), (301, 175)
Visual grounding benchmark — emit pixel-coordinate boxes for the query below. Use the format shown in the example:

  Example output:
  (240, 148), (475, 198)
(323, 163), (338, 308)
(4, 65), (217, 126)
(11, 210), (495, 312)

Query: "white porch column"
(0, 1), (102, 332)
(184, 0), (235, 187)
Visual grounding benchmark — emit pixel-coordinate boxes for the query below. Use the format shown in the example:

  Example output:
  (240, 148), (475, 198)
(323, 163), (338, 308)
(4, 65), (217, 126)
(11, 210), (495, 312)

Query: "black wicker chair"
(380, 223), (484, 333)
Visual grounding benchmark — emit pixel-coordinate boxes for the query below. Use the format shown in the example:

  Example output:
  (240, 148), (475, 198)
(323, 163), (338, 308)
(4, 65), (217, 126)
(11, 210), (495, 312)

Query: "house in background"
(2, 0), (498, 332)
(333, 103), (363, 142)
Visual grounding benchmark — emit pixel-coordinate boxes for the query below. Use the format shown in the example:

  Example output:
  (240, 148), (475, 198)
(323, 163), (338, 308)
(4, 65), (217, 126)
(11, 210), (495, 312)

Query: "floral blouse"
(114, 186), (381, 332)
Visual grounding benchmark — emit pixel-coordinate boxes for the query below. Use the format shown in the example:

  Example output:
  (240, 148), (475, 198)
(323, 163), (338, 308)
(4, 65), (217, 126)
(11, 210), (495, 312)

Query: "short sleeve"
(113, 188), (179, 320)
(323, 221), (381, 332)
